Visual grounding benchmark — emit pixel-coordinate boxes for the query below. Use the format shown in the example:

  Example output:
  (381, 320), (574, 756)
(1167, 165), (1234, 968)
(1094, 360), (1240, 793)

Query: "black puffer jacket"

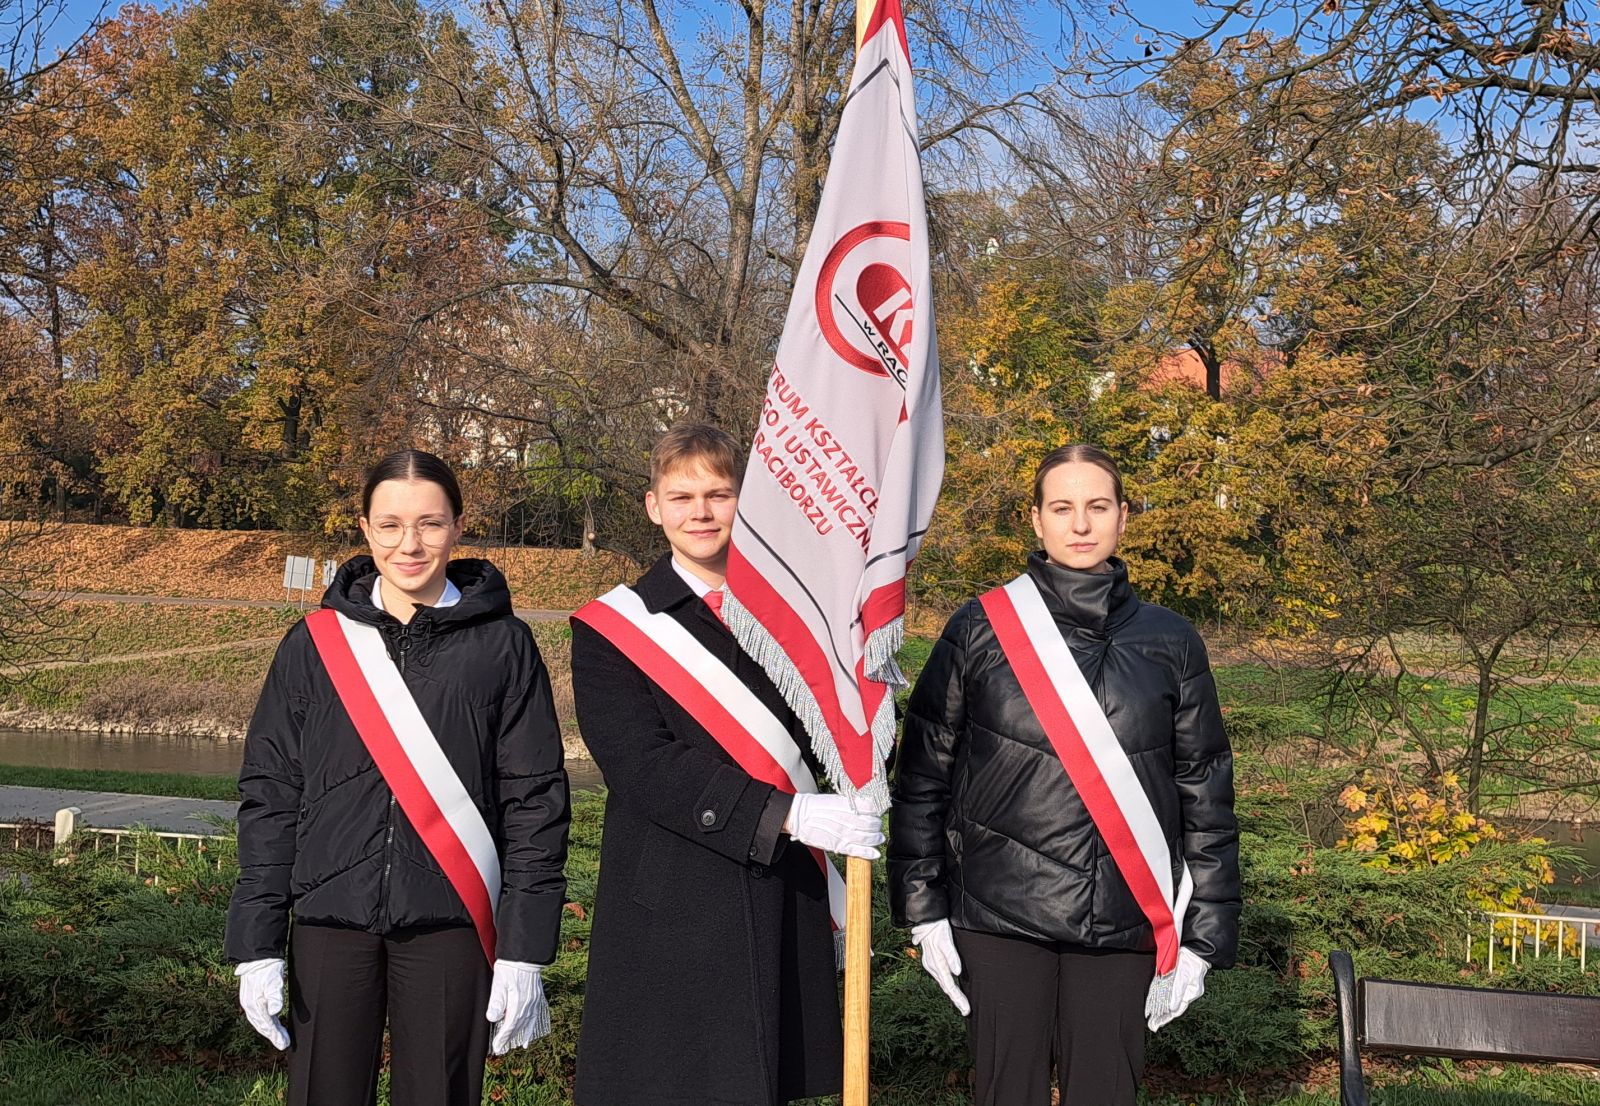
(888, 553), (1240, 967)
(224, 557), (570, 964)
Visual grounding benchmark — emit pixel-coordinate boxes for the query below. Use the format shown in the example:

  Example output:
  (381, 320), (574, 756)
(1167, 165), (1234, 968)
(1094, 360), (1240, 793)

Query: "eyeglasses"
(367, 519), (456, 549)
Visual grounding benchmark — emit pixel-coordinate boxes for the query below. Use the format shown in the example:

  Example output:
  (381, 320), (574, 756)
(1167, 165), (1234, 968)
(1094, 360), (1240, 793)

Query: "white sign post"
(283, 555), (317, 607)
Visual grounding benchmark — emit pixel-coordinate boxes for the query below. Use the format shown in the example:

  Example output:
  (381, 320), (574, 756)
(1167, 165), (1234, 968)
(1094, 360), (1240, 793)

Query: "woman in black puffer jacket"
(889, 444), (1239, 1106)
(224, 450), (569, 1106)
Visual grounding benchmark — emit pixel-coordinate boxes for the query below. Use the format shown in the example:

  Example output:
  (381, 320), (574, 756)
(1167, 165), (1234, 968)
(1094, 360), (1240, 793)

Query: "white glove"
(486, 959), (551, 1055)
(784, 792), (886, 861)
(1145, 947), (1210, 1031)
(236, 958), (290, 1050)
(911, 919), (970, 1016)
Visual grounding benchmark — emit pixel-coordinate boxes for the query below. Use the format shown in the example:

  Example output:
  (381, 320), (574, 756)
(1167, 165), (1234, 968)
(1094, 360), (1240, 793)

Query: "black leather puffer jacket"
(224, 557), (570, 965)
(888, 553), (1240, 967)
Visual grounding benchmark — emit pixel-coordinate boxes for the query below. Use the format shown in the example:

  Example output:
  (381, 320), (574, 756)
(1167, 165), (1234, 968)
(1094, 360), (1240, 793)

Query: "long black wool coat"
(571, 555), (842, 1106)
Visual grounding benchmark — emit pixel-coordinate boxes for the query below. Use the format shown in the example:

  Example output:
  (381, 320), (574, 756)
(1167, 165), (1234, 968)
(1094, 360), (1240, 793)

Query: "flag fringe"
(863, 617), (906, 692)
(722, 589), (894, 809)
(862, 615), (904, 795)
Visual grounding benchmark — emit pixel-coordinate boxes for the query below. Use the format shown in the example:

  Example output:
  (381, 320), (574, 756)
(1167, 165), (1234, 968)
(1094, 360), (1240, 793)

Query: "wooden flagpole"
(855, 0), (876, 44)
(841, 0), (877, 1092)
(841, 10), (878, 1106)
(844, 8), (883, 1106)
(843, 855), (872, 1104)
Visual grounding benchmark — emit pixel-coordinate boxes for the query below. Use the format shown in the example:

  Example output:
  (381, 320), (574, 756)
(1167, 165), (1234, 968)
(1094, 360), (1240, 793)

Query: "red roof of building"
(1144, 347), (1281, 393)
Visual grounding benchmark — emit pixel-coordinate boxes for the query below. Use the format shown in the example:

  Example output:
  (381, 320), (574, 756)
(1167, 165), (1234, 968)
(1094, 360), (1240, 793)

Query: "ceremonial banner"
(724, 0), (942, 804)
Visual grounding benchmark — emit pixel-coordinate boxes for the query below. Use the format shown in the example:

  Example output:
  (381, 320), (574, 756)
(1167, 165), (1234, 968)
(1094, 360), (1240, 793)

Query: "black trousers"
(287, 922), (492, 1106)
(952, 927), (1155, 1106)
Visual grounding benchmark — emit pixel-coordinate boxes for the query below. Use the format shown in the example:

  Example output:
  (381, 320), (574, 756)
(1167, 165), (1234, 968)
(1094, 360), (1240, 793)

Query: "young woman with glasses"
(224, 449), (571, 1106)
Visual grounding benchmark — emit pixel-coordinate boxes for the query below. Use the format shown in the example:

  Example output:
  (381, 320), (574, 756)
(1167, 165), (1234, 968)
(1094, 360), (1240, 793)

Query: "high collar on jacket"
(1024, 550), (1140, 636)
(322, 555), (512, 631)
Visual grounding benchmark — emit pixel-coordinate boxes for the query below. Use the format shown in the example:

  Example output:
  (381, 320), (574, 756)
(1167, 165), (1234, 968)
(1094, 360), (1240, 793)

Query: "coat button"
(700, 809), (717, 827)
(751, 864), (766, 878)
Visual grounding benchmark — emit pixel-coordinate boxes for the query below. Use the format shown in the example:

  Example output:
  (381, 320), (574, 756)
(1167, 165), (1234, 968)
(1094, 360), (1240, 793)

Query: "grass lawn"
(0, 602), (299, 736)
(0, 607), (579, 739)
(1209, 659), (1600, 817)
(7, 602), (301, 666)
(0, 764), (241, 800)
(4, 1040), (1598, 1106)
(10, 597), (571, 666)
(1212, 662), (1330, 709)
(1386, 631), (1600, 684)
(1, 643), (282, 734)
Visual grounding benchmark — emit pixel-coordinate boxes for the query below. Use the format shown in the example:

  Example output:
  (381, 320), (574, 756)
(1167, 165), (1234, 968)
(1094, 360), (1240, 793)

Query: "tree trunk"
(1465, 638), (1507, 813)
(281, 392), (302, 455)
(1191, 335), (1223, 400)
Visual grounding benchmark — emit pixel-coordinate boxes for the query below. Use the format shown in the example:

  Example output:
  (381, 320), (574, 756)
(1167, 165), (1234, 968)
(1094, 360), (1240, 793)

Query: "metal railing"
(0, 807), (235, 876)
(1473, 909), (1600, 973)
(0, 820), (55, 851)
(79, 825), (233, 874)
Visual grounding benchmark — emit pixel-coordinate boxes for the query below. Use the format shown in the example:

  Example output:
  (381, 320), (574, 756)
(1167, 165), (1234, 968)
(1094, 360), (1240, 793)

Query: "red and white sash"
(572, 586), (849, 939)
(305, 608), (500, 963)
(979, 574), (1194, 977)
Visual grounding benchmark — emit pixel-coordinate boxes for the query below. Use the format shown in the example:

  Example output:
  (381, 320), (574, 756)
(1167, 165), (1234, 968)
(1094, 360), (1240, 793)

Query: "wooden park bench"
(1330, 949), (1600, 1106)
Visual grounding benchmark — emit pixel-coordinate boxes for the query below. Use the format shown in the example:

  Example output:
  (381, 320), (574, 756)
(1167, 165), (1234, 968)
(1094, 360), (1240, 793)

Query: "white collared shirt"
(372, 574), (461, 614)
(670, 556), (724, 601)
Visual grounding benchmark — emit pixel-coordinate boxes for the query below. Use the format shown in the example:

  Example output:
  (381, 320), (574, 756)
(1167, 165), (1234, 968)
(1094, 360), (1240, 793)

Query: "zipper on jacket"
(395, 626), (412, 674)
(379, 794), (396, 927)
(378, 625), (411, 928)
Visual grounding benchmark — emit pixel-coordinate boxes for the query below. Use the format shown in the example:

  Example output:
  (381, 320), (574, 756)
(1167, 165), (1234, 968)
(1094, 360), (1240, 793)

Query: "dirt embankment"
(1, 622), (587, 758)
(7, 522), (638, 611)
(2, 524), (620, 754)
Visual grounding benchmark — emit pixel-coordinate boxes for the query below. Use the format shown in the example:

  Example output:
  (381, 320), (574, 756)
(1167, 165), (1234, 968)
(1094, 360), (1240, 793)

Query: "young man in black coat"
(570, 424), (882, 1106)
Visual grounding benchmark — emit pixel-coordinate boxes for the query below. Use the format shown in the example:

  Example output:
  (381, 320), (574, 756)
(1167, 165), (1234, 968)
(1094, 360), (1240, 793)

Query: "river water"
(0, 728), (605, 790)
(0, 728), (243, 775)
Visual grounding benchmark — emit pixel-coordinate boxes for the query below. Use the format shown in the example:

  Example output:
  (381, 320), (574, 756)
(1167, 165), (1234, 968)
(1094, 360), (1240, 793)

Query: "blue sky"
(36, 0), (111, 55)
(38, 0), (1225, 65)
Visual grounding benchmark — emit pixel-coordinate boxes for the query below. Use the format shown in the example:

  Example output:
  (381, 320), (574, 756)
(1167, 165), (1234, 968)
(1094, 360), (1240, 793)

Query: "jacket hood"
(322, 555), (513, 628)
(1024, 550), (1140, 635)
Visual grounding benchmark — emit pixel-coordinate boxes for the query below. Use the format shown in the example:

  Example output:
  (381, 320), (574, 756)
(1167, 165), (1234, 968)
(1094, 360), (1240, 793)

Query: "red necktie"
(704, 589), (725, 624)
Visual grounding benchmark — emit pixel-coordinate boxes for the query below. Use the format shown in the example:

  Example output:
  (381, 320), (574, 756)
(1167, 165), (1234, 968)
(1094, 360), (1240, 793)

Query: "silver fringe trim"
(722, 587), (899, 810)
(722, 588), (906, 969)
(863, 617), (907, 690)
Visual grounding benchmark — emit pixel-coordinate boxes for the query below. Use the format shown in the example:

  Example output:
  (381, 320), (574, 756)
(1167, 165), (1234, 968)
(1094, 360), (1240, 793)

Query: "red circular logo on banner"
(815, 221), (913, 382)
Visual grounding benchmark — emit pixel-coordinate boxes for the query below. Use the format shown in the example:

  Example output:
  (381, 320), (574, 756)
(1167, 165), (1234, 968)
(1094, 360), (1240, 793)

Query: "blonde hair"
(649, 423), (743, 490)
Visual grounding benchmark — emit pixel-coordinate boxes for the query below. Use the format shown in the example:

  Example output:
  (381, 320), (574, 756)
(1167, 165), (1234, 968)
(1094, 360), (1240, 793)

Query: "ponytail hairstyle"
(1031, 444), (1125, 508)
(360, 450), (464, 519)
